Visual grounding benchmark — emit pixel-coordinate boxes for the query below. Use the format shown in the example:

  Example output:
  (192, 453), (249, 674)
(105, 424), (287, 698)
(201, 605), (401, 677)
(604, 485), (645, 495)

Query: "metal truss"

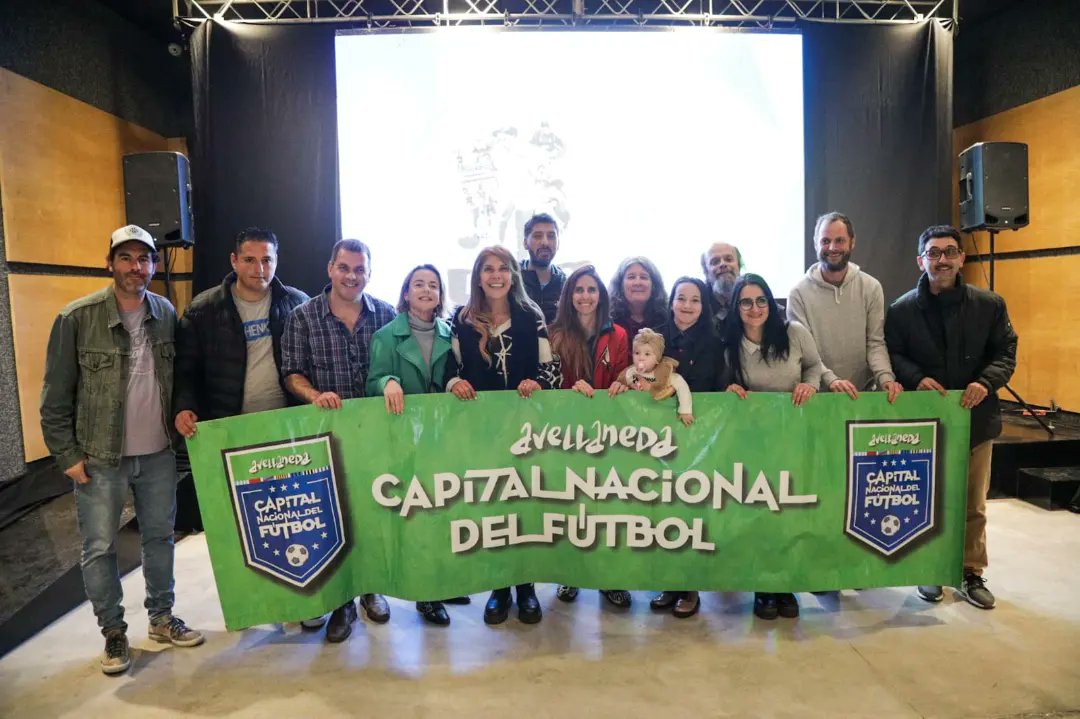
(174, 0), (957, 30)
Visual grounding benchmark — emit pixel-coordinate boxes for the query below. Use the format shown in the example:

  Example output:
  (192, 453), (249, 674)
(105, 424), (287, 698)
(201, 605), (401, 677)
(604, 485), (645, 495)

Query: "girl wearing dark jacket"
(647, 276), (723, 619)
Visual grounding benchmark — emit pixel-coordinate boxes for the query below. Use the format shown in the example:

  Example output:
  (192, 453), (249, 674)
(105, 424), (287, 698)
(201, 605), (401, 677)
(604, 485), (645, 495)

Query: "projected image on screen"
(336, 30), (804, 308)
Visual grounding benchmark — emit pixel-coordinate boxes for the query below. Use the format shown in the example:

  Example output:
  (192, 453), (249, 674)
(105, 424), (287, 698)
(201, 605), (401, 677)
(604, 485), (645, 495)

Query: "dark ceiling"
(93, 0), (177, 42)
(91, 0), (1025, 40)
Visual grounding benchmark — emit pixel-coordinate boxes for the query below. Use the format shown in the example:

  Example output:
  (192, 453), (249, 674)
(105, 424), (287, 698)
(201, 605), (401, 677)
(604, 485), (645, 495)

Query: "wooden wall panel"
(963, 257), (1080, 411)
(0, 69), (186, 268)
(9, 275), (114, 462)
(13, 276), (194, 463)
(952, 84), (1080, 253)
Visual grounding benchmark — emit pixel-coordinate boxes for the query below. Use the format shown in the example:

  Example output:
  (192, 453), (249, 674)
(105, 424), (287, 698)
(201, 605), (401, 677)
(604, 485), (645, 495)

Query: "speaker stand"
(985, 228), (1054, 438)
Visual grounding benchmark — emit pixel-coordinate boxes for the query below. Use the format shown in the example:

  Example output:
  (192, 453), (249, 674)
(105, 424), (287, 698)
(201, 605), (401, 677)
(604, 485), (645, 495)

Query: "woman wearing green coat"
(366, 264), (469, 625)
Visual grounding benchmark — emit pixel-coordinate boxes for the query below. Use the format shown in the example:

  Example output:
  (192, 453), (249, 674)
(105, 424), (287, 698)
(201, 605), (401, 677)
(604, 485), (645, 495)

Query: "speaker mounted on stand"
(957, 141), (1050, 436)
(122, 151), (194, 305)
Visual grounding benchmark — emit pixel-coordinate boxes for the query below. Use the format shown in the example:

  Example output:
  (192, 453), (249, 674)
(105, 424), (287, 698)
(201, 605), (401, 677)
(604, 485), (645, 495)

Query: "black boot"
(776, 593), (799, 618)
(515, 583), (542, 624)
(753, 592), (778, 620)
(484, 587), (512, 625)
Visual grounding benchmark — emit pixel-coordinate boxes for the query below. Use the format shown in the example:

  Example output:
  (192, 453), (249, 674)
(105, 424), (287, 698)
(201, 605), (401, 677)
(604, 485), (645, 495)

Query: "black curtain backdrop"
(191, 22), (952, 304)
(191, 22), (340, 296)
(803, 22), (953, 304)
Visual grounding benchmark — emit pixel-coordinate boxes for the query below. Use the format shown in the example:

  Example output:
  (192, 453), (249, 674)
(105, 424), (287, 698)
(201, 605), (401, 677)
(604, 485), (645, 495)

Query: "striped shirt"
(280, 286), (396, 400)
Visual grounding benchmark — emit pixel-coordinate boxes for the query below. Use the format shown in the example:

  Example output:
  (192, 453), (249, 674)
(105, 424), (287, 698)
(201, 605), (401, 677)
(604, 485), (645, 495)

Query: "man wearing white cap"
(40, 225), (204, 676)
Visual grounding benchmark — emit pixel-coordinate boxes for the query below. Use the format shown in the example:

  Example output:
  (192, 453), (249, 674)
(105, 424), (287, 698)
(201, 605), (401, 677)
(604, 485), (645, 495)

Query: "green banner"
(188, 390), (969, 630)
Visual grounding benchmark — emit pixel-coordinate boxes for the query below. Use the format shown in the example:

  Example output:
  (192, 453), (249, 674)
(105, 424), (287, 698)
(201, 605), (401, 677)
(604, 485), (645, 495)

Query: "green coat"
(366, 312), (452, 397)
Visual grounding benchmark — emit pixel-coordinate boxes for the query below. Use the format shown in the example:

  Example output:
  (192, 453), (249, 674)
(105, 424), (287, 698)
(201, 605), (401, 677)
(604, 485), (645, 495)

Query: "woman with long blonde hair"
(447, 245), (561, 625)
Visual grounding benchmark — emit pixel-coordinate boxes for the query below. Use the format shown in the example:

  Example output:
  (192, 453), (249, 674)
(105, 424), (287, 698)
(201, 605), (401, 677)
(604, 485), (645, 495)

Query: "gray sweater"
(786, 262), (896, 391)
(739, 321), (824, 392)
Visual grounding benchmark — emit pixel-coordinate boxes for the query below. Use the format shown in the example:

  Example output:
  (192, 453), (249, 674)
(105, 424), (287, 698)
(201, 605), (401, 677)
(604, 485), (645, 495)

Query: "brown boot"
(673, 591), (700, 618)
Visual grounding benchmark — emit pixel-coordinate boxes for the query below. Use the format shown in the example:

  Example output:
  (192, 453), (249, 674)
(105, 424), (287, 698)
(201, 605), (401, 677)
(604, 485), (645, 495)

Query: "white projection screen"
(336, 30), (804, 307)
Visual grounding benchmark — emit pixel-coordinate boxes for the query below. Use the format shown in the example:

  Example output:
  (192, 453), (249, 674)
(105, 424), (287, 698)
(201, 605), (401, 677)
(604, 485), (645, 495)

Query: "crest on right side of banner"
(845, 420), (940, 557)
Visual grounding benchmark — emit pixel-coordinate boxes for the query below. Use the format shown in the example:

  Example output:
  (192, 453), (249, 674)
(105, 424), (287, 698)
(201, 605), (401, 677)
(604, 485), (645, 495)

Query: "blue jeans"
(75, 450), (178, 635)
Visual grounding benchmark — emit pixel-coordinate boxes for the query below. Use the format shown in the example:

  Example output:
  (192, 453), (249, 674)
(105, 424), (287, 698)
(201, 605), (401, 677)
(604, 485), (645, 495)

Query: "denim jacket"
(40, 286), (177, 470)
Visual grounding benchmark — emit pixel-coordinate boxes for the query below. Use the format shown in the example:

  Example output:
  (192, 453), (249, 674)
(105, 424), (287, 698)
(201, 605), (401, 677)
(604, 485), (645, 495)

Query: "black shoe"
(556, 585), (580, 602)
(753, 592), (778, 620)
(957, 572), (996, 609)
(515, 583), (542, 624)
(600, 590), (632, 608)
(358, 593), (391, 623)
(776, 592), (799, 618)
(917, 585), (944, 603)
(650, 591), (680, 610)
(326, 600), (357, 643)
(484, 588), (512, 625)
(441, 596), (472, 605)
(416, 601), (450, 626)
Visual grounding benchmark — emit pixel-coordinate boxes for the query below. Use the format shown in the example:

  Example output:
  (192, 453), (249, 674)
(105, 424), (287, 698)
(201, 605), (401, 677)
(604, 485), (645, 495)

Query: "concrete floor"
(1, 499), (1077, 719)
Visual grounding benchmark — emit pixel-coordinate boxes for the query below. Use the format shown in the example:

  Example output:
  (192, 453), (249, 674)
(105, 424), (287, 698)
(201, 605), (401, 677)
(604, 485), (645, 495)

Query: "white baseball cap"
(110, 225), (157, 252)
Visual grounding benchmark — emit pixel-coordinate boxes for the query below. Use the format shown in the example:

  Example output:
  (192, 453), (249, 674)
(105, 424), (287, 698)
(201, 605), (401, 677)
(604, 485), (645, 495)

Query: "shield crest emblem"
(224, 434), (346, 588)
(845, 420), (938, 557)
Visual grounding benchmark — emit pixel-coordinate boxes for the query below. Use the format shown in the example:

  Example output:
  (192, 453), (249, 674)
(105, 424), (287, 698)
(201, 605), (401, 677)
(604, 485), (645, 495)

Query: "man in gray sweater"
(787, 212), (903, 403)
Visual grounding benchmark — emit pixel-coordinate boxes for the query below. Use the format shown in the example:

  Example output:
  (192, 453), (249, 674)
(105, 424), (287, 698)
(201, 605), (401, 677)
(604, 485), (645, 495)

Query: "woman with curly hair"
(721, 273), (823, 622)
(609, 256), (669, 364)
(447, 245), (561, 626)
(548, 264), (632, 608)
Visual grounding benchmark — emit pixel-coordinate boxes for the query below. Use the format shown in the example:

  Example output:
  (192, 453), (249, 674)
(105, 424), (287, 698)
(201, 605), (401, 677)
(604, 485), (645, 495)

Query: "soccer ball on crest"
(880, 515), (901, 537)
(285, 544), (309, 567)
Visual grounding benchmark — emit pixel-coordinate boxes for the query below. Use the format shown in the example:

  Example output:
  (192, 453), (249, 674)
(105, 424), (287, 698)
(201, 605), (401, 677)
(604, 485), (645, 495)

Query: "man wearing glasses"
(885, 225), (1018, 610)
(787, 212), (904, 404)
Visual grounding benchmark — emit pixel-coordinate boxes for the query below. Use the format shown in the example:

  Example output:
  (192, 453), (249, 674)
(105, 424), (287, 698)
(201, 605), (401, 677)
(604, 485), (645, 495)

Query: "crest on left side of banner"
(224, 433), (346, 589)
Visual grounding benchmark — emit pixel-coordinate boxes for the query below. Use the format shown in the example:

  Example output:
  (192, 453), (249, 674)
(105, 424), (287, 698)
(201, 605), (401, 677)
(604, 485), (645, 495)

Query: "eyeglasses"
(922, 247), (962, 261)
(737, 296), (769, 310)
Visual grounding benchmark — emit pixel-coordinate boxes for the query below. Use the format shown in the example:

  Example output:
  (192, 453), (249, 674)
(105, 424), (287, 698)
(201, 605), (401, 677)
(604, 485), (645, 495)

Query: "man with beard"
(40, 225), (204, 675)
(700, 242), (743, 328)
(886, 225), (1017, 609)
(281, 238), (396, 641)
(520, 212), (566, 324)
(787, 212), (902, 402)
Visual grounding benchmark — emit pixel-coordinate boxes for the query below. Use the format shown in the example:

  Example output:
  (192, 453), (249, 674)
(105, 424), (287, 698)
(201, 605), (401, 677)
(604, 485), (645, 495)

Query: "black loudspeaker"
(122, 152), (194, 247)
(958, 142), (1029, 232)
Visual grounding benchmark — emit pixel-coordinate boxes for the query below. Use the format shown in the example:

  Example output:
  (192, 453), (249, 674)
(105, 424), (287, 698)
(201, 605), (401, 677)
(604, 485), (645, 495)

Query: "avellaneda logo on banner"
(224, 434), (346, 588)
(845, 420), (939, 557)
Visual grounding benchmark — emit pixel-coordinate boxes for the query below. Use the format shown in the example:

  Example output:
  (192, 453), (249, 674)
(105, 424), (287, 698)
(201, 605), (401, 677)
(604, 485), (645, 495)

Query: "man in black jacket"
(172, 228), (309, 535)
(174, 228), (309, 429)
(885, 225), (1017, 610)
(519, 212), (566, 324)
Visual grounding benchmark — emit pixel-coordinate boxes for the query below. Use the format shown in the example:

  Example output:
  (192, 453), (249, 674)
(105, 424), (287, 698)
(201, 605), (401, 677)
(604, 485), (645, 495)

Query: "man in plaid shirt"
(281, 238), (396, 642)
